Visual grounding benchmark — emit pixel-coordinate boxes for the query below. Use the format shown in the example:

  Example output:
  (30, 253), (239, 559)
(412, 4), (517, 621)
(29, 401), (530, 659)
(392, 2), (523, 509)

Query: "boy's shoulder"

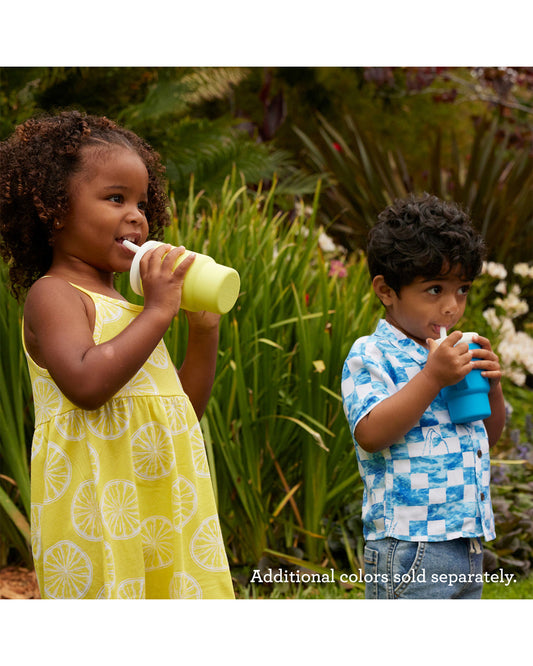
(347, 319), (397, 356)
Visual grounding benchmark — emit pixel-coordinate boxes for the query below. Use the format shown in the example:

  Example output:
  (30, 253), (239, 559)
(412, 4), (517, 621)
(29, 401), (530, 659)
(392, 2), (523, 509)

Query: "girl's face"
(374, 266), (472, 347)
(53, 145), (149, 277)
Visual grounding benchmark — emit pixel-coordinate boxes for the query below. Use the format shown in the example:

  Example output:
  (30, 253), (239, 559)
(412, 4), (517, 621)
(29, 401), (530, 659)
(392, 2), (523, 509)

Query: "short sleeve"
(341, 342), (396, 440)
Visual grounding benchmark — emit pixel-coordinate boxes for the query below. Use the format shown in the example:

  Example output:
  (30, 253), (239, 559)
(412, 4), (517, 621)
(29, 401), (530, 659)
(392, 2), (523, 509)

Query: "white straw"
(440, 326), (447, 339)
(122, 240), (140, 253)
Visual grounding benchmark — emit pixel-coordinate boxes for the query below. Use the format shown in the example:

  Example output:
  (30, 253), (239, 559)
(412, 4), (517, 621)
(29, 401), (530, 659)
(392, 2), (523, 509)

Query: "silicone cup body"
(440, 333), (491, 424)
(129, 240), (240, 314)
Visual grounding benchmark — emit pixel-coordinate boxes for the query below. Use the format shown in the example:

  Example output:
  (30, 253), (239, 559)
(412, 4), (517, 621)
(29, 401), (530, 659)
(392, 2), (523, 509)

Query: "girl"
(0, 111), (235, 599)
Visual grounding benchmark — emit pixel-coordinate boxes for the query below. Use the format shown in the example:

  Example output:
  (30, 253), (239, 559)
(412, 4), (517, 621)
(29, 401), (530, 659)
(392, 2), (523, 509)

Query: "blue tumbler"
(440, 333), (491, 424)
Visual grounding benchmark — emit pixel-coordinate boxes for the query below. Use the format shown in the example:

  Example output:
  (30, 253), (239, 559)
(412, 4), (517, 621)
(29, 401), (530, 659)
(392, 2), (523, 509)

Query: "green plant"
(295, 113), (533, 267)
(0, 262), (32, 566)
(117, 174), (381, 568)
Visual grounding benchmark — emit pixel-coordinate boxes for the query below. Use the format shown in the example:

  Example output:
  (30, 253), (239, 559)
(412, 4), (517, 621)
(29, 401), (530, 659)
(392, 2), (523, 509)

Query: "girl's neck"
(47, 260), (121, 298)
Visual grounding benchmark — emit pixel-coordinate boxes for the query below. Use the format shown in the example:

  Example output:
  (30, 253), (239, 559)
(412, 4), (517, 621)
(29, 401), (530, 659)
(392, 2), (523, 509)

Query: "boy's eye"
(427, 285), (441, 295)
(108, 194), (123, 204)
(458, 284), (471, 295)
(138, 201), (147, 212)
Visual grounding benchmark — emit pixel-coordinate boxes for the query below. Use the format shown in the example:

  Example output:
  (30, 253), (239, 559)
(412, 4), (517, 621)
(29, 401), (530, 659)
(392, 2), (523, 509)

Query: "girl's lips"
(117, 240), (137, 257)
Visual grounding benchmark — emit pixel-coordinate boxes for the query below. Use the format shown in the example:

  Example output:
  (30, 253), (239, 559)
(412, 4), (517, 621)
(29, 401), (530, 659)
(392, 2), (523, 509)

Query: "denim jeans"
(363, 537), (484, 599)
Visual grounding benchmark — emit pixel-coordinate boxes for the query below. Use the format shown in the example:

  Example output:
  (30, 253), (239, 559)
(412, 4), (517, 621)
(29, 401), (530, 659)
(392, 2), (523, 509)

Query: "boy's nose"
(442, 296), (459, 314)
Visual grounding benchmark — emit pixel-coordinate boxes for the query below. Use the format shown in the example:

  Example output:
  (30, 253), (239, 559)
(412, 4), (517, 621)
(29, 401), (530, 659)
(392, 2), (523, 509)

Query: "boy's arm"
(472, 334), (505, 447)
(355, 331), (475, 453)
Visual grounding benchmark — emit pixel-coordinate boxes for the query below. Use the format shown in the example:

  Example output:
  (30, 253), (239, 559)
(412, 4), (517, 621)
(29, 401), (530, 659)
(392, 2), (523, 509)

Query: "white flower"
(495, 281), (507, 295)
(494, 292), (529, 318)
(513, 263), (533, 279)
(483, 261), (507, 280)
(318, 232), (337, 253)
(483, 308), (500, 330)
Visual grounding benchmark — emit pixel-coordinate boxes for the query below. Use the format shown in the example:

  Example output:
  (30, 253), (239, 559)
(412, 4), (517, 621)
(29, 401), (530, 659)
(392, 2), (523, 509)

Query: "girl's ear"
(372, 275), (395, 306)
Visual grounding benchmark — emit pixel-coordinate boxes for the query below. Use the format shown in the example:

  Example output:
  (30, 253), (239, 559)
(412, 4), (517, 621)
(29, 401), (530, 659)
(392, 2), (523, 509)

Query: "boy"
(341, 194), (505, 599)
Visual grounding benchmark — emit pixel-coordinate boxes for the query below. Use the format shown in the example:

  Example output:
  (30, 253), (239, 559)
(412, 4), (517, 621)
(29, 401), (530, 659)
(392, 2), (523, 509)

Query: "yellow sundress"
(24, 283), (234, 599)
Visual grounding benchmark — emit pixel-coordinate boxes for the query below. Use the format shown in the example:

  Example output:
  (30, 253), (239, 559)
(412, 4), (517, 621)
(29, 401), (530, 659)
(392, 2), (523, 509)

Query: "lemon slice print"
(32, 377), (63, 424)
(117, 578), (145, 599)
(43, 540), (93, 599)
(100, 480), (141, 540)
(190, 516), (228, 572)
(30, 503), (42, 561)
(55, 409), (86, 441)
(31, 428), (44, 461)
(115, 367), (157, 398)
(147, 340), (170, 369)
(169, 572), (202, 599)
(92, 301), (124, 342)
(190, 422), (210, 477)
(86, 398), (132, 440)
(131, 422), (175, 480)
(96, 540), (115, 598)
(43, 443), (72, 504)
(141, 516), (174, 571)
(87, 442), (100, 484)
(103, 540), (115, 586)
(172, 476), (198, 533)
(167, 397), (189, 436)
(71, 480), (103, 541)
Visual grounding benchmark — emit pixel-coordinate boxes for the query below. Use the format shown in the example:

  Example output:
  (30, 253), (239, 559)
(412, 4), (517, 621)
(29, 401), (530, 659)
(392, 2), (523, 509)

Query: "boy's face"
(374, 266), (472, 348)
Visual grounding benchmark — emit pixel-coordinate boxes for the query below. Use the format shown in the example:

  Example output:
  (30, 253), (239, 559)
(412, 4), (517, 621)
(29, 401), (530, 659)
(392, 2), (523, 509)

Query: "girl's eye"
(138, 201), (147, 212)
(108, 194), (123, 204)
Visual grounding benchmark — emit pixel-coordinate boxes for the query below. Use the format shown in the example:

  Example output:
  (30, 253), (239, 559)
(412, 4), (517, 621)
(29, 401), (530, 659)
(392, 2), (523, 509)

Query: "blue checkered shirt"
(341, 319), (495, 542)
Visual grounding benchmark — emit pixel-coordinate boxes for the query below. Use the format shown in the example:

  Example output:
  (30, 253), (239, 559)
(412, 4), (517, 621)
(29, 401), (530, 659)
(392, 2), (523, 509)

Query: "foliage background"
(0, 67), (531, 592)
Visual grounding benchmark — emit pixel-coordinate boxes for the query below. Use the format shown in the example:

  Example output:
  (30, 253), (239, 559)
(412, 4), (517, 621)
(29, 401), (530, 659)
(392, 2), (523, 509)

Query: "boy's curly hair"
(0, 110), (170, 301)
(367, 193), (486, 294)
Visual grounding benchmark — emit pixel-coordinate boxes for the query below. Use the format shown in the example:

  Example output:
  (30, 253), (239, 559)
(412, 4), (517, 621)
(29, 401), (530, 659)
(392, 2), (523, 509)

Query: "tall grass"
(155, 175), (380, 567)
(0, 262), (32, 565)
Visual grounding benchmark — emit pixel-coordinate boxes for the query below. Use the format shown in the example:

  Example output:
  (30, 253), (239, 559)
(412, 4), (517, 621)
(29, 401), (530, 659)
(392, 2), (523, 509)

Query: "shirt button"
(480, 493), (485, 500)
(477, 450), (482, 458)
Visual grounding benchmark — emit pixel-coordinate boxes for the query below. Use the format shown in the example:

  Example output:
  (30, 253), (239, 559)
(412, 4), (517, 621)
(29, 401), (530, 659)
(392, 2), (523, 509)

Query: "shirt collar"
(374, 318), (429, 366)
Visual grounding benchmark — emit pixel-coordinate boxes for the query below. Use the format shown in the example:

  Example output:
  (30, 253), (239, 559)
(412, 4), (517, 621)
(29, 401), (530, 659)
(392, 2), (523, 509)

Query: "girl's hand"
(424, 330), (474, 390)
(140, 244), (195, 320)
(184, 309), (221, 333)
(471, 334), (503, 390)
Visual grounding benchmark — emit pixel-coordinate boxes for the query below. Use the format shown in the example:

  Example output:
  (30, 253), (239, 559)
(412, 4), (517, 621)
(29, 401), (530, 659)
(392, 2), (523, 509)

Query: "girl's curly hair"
(367, 193), (486, 294)
(0, 110), (170, 301)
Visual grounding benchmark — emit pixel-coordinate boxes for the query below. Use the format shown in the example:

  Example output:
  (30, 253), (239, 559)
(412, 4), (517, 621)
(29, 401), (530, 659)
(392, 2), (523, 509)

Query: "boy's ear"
(372, 275), (395, 306)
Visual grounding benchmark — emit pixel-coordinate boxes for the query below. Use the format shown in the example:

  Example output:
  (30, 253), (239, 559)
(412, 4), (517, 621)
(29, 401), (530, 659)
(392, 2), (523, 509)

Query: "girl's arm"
(355, 331), (475, 453)
(178, 311), (221, 419)
(24, 245), (194, 410)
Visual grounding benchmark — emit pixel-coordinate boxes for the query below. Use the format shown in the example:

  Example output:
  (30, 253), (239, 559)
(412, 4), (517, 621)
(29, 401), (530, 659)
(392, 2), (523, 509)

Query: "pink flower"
(332, 142), (342, 152)
(329, 260), (347, 278)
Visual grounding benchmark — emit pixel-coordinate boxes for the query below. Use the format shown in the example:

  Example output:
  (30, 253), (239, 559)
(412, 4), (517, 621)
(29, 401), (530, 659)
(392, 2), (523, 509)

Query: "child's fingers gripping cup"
(125, 240), (240, 315)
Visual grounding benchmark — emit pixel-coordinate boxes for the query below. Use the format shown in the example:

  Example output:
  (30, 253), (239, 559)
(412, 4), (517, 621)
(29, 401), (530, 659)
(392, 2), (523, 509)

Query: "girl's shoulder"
(25, 275), (94, 316)
(24, 276), (97, 367)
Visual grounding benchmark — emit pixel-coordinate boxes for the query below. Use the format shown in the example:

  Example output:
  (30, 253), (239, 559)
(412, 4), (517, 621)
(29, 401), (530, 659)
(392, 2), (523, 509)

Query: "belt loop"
(469, 538), (482, 555)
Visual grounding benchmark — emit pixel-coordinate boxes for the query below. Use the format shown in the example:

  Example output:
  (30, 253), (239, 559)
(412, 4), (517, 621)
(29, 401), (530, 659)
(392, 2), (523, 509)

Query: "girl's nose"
(127, 206), (145, 225)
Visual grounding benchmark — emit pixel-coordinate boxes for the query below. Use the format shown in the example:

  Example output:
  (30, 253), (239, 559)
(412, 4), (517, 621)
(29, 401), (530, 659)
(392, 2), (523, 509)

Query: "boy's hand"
(471, 334), (503, 390)
(424, 330), (474, 389)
